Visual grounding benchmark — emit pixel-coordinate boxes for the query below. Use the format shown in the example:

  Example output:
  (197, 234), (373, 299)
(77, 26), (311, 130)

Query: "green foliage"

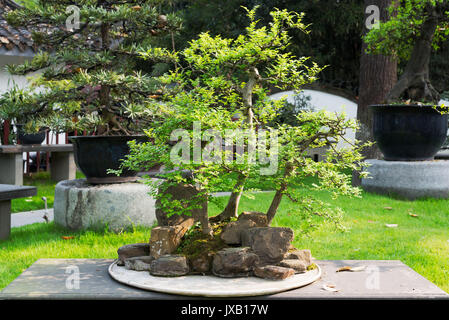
(269, 92), (313, 127)
(1, 0), (182, 135)
(175, 0), (364, 94)
(118, 7), (369, 232)
(364, 0), (449, 61)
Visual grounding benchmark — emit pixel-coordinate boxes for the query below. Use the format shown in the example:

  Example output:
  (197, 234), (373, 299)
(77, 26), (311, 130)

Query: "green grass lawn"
(11, 171), (85, 213)
(1, 177), (449, 293)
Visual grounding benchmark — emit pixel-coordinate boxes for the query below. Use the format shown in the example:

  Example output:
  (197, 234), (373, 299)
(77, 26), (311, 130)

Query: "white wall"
(269, 89), (358, 149)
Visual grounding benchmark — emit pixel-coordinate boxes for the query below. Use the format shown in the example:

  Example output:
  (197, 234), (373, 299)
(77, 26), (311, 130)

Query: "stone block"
(53, 179), (159, 231)
(253, 265), (295, 280)
(117, 243), (150, 265)
(150, 255), (190, 277)
(212, 247), (259, 278)
(242, 227), (294, 265)
(361, 159), (449, 199)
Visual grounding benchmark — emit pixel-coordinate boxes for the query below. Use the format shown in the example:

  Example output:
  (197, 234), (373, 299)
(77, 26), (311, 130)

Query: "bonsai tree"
(3, 0), (181, 136)
(117, 7), (369, 236)
(364, 0), (449, 104)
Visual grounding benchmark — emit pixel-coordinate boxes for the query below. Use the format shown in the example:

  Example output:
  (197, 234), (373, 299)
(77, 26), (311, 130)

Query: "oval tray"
(108, 260), (321, 297)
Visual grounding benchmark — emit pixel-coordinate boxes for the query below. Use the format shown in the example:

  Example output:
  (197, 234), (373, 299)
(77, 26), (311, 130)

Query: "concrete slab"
(0, 259), (447, 300)
(361, 159), (449, 199)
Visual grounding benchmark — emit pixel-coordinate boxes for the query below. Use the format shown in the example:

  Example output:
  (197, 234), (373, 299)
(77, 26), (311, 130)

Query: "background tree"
(364, 0), (449, 104)
(352, 0), (397, 186)
(3, 0), (181, 136)
(173, 0), (364, 98)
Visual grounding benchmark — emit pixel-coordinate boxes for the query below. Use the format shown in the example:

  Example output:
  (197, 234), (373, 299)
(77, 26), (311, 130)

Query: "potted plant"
(4, 0), (181, 183)
(364, 0), (449, 161)
(0, 85), (47, 145)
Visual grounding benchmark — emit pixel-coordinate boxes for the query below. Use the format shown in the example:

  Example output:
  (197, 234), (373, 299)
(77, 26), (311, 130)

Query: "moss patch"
(306, 263), (317, 271)
(176, 222), (229, 261)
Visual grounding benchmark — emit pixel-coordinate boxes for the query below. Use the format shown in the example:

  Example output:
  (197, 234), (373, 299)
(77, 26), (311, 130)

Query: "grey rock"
(150, 255), (190, 277)
(278, 259), (307, 273)
(149, 221), (192, 260)
(117, 243), (150, 265)
(253, 265), (295, 280)
(189, 253), (214, 274)
(212, 247), (259, 278)
(220, 219), (256, 245)
(220, 212), (268, 245)
(124, 256), (154, 271)
(284, 249), (312, 266)
(238, 211), (268, 226)
(242, 227), (294, 265)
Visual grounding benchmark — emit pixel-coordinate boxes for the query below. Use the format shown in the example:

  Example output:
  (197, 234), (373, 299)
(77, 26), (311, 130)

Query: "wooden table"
(0, 184), (37, 239)
(0, 144), (76, 185)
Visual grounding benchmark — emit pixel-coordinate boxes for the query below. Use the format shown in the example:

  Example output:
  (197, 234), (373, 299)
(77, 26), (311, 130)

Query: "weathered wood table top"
(0, 259), (447, 300)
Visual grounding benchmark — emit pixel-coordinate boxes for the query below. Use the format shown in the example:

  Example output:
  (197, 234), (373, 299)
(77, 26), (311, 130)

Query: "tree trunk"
(352, 0), (397, 186)
(212, 67), (260, 221)
(266, 184), (286, 226)
(266, 164), (293, 225)
(386, 5), (440, 103)
(210, 173), (246, 222)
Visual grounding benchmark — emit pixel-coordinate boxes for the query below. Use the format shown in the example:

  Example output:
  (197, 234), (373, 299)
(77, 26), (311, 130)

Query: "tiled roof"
(0, 0), (35, 53)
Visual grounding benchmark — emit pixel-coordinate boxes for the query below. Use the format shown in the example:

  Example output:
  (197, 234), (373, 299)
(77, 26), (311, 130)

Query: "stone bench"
(0, 144), (76, 185)
(0, 184), (37, 240)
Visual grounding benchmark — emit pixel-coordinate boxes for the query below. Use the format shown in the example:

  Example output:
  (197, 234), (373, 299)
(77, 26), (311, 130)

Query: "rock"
(189, 253), (214, 274)
(117, 243), (150, 265)
(278, 259), (307, 273)
(212, 247), (259, 278)
(242, 227), (294, 265)
(220, 212), (268, 245)
(149, 222), (191, 260)
(220, 220), (256, 245)
(238, 211), (268, 226)
(150, 255), (190, 277)
(253, 265), (295, 280)
(124, 256), (154, 271)
(156, 183), (207, 226)
(284, 249), (312, 266)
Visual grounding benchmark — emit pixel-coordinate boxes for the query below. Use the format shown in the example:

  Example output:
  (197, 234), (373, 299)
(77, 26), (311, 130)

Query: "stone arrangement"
(116, 211), (314, 281)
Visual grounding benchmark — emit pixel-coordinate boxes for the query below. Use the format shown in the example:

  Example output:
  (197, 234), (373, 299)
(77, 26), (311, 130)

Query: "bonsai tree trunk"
(266, 164), (294, 226)
(353, 0), (397, 186)
(386, 5), (440, 103)
(212, 68), (259, 222)
(210, 173), (246, 222)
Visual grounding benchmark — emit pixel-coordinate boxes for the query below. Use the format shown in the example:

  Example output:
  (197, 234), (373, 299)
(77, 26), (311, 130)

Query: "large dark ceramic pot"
(370, 105), (448, 161)
(16, 125), (46, 145)
(69, 135), (148, 184)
